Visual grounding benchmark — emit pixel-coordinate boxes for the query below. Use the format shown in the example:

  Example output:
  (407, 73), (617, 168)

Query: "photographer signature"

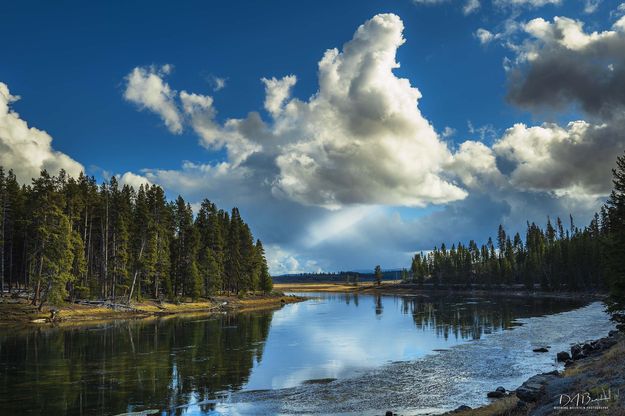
(558, 387), (620, 407)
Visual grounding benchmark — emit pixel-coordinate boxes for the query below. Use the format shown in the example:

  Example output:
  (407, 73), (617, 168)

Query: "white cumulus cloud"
(211, 76), (227, 91)
(125, 14), (469, 209)
(123, 65), (183, 134)
(463, 0), (481, 14)
(261, 75), (297, 118)
(492, 121), (622, 198)
(0, 82), (83, 183)
(270, 14), (468, 208)
(475, 28), (495, 44)
(117, 171), (153, 189)
(493, 0), (561, 8)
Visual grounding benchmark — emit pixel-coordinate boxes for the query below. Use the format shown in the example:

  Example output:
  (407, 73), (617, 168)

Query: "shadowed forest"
(0, 168), (273, 308)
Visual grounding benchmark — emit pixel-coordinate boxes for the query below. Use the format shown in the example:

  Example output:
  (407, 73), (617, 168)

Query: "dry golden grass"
(274, 281), (401, 293)
(562, 338), (625, 416)
(450, 396), (529, 416)
(274, 283), (361, 292)
(0, 301), (48, 324)
(231, 294), (305, 312)
(0, 293), (306, 327)
(564, 340), (625, 378)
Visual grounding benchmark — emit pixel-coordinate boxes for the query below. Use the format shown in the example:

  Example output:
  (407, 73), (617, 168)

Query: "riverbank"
(445, 329), (625, 416)
(276, 281), (607, 301)
(0, 292), (306, 326)
(275, 281), (400, 293)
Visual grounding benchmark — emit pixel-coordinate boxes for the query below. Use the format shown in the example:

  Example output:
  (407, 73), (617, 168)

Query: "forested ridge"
(404, 151), (625, 309)
(0, 168), (272, 308)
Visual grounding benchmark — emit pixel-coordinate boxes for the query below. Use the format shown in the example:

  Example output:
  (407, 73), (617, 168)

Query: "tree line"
(403, 151), (625, 310)
(0, 168), (273, 308)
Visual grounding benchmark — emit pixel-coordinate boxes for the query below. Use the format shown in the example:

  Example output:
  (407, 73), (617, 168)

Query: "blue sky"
(2, 0), (624, 274)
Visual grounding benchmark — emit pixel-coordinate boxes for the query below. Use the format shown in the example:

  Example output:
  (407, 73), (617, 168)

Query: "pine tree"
(374, 265), (382, 286)
(200, 248), (222, 295)
(128, 185), (147, 301)
(109, 178), (132, 300)
(410, 254), (420, 284)
(70, 230), (87, 300)
(256, 240), (273, 293)
(239, 223), (258, 293)
(146, 185), (172, 298)
(605, 151), (625, 309)
(225, 208), (242, 294)
(42, 213), (74, 306)
(400, 268), (409, 282)
(171, 196), (201, 299)
(29, 171), (74, 307)
(0, 167), (5, 293)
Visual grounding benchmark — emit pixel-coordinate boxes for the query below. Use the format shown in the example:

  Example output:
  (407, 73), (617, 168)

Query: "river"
(0, 292), (615, 415)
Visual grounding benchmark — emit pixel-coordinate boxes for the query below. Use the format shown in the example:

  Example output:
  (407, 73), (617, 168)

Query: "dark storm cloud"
(507, 16), (625, 117)
(507, 51), (625, 117)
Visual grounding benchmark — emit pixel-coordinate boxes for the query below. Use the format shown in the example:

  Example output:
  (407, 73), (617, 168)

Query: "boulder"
(495, 386), (506, 393)
(533, 347), (549, 353)
(453, 405), (472, 412)
(517, 383), (544, 402)
(385, 411), (393, 416)
(556, 351), (571, 362)
(571, 344), (585, 360)
(516, 372), (559, 402)
(612, 313), (625, 323)
(599, 337), (617, 349)
(487, 390), (505, 398)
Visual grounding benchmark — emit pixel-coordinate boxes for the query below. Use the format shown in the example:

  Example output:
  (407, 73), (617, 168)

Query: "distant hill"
(272, 269), (404, 284)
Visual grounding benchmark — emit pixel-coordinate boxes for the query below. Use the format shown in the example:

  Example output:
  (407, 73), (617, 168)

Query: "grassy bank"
(275, 281), (401, 293)
(0, 292), (305, 327)
(276, 281), (607, 301)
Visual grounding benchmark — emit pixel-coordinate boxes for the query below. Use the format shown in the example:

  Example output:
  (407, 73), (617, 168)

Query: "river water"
(0, 292), (615, 415)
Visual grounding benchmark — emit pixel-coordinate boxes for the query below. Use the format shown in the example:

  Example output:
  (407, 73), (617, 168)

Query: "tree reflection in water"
(0, 312), (273, 415)
(399, 294), (584, 341)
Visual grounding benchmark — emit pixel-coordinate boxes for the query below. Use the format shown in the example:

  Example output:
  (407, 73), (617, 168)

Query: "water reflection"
(401, 295), (548, 340)
(375, 294), (383, 316)
(0, 313), (272, 415)
(0, 293), (589, 415)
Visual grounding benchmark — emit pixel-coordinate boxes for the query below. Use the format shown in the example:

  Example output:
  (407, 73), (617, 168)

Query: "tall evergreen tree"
(374, 265), (382, 286)
(0, 167), (5, 293)
(29, 171), (75, 307)
(225, 208), (242, 294)
(256, 240), (273, 293)
(605, 151), (625, 309)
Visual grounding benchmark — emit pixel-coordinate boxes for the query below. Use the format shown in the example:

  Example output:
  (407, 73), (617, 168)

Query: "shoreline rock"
(516, 371), (560, 402)
(486, 386), (507, 398)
